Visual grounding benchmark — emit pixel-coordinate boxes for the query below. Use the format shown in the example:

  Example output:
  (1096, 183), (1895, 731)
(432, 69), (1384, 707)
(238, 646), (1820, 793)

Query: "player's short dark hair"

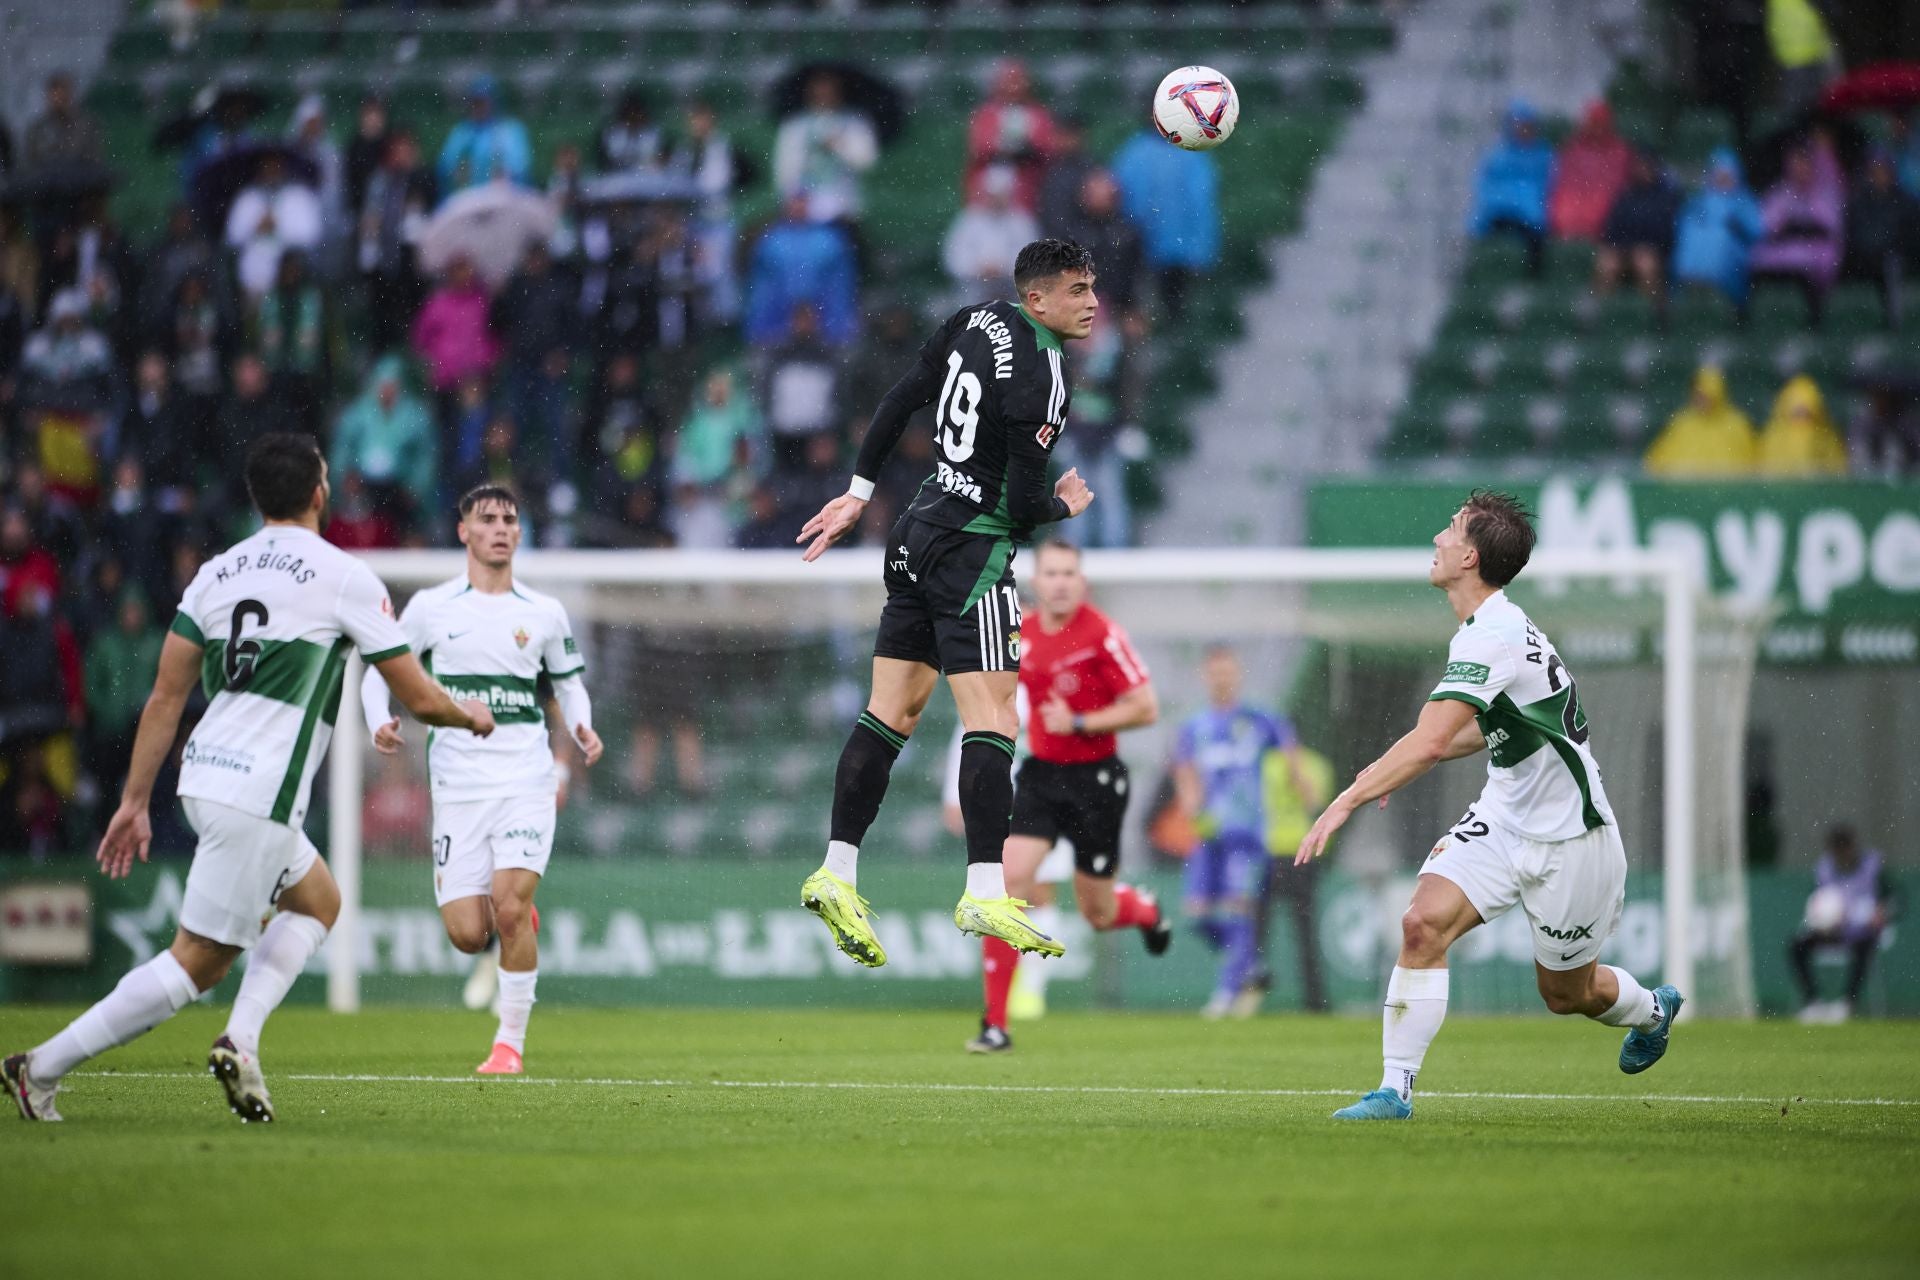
(1462, 488), (1536, 587)
(1014, 238), (1096, 293)
(244, 432), (325, 520)
(1035, 538), (1081, 562)
(459, 484), (520, 518)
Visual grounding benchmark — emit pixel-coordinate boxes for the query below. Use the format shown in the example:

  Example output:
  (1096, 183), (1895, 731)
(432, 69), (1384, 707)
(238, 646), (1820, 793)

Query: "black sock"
(829, 712), (907, 847)
(956, 731), (1016, 864)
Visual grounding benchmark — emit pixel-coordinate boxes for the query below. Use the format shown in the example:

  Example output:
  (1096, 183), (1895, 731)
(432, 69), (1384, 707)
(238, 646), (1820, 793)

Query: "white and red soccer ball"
(1152, 66), (1239, 151)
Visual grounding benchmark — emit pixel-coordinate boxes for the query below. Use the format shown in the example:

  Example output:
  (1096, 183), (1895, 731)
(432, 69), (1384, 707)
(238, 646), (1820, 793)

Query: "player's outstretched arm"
(97, 633), (201, 879)
(359, 665), (405, 753)
(1294, 698), (1480, 866)
(375, 652), (496, 737)
(798, 491), (867, 562)
(1439, 718), (1487, 761)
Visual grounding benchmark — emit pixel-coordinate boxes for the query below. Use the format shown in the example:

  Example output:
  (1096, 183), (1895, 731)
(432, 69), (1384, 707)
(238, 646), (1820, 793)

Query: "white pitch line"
(73, 1070), (1920, 1108)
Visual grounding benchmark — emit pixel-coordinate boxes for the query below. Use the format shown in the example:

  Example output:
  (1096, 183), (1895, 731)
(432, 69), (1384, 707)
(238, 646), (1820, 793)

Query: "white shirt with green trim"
(172, 525), (410, 828)
(382, 576), (583, 802)
(1427, 590), (1615, 843)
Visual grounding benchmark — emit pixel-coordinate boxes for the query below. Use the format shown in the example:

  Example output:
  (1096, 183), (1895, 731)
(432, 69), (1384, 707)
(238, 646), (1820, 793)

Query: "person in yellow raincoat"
(1244, 743), (1336, 1015)
(1756, 374), (1849, 477)
(1643, 365), (1758, 478)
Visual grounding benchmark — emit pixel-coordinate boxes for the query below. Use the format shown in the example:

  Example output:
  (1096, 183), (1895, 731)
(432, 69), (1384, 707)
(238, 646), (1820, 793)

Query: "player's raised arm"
(376, 652), (496, 737)
(799, 325), (947, 560)
(96, 631), (203, 879)
(1294, 697), (1480, 866)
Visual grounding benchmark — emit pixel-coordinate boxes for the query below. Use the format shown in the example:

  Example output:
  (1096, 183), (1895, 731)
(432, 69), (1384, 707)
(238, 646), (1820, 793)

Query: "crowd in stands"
(0, 57), (1218, 854)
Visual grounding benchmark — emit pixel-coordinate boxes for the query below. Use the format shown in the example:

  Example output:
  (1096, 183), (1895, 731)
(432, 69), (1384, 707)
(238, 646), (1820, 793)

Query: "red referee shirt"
(1018, 603), (1150, 765)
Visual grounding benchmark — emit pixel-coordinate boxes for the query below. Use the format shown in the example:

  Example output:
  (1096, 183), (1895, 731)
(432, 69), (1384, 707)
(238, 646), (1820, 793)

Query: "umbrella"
(418, 184), (558, 287)
(0, 160), (118, 207)
(771, 63), (907, 146)
(1819, 62), (1920, 115)
(152, 81), (272, 151)
(188, 142), (321, 235)
(577, 171), (705, 207)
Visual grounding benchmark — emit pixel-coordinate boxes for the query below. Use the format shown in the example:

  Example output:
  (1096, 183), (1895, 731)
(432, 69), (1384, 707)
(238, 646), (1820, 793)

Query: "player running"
(969, 539), (1166, 1053)
(6, 435), (494, 1123)
(1298, 491), (1682, 1120)
(794, 238), (1097, 967)
(1172, 646), (1305, 1018)
(360, 484), (602, 1076)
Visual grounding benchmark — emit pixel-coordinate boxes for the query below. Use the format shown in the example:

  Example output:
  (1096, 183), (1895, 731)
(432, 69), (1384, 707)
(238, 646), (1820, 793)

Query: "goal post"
(329, 546), (1744, 1016)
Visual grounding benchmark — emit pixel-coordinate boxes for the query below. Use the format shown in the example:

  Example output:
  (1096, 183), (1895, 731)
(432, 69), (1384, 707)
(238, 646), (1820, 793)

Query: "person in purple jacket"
(1749, 134), (1846, 327)
(1789, 825), (1903, 1022)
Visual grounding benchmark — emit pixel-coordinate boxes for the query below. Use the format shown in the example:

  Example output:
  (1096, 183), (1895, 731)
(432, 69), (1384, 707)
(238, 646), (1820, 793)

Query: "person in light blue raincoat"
(1672, 147), (1765, 308)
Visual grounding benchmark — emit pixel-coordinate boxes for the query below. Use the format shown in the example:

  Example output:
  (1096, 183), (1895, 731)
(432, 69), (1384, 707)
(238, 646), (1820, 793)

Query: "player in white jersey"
(360, 484), (602, 1075)
(5, 435), (495, 1124)
(1297, 491), (1682, 1121)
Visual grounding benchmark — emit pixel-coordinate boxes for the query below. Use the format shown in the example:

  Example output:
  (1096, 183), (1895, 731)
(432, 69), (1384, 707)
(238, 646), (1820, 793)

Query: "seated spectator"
(1113, 124), (1220, 319)
(944, 166), (1039, 301)
(1468, 100), (1555, 277)
(40, 206), (138, 350)
(1038, 112), (1092, 237)
(1756, 374), (1848, 476)
(773, 71), (878, 226)
(11, 461), (86, 570)
(733, 483), (786, 551)
(446, 375), (494, 476)
(19, 290), (113, 412)
(760, 304), (843, 470)
(966, 59), (1057, 215)
(413, 255), (502, 400)
(597, 88), (664, 174)
(0, 744), (65, 860)
(344, 92), (391, 217)
(0, 504), (62, 618)
(1852, 384), (1920, 477)
(22, 71), (103, 172)
(252, 248), (327, 433)
(357, 128), (436, 353)
(95, 458), (171, 600)
(1549, 101), (1632, 242)
(83, 587), (162, 803)
(1843, 149), (1920, 330)
(745, 195), (858, 347)
(1063, 168), (1147, 318)
(439, 75), (532, 192)
(1749, 138), (1845, 327)
(1644, 365), (1757, 477)
(1594, 150), (1683, 322)
(139, 205), (219, 342)
(1673, 148), (1764, 313)
(288, 94), (347, 246)
(546, 142), (586, 261)
(493, 240), (580, 481)
(1788, 825), (1902, 1022)
(120, 351), (196, 509)
(670, 367), (764, 549)
(225, 154), (324, 300)
(666, 99), (743, 326)
(332, 356), (438, 531)
(583, 356), (668, 549)
(768, 431), (845, 538)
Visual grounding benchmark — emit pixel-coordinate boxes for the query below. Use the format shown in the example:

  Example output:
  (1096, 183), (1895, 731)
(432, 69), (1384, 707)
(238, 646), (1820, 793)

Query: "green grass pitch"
(5, 1005), (1916, 1279)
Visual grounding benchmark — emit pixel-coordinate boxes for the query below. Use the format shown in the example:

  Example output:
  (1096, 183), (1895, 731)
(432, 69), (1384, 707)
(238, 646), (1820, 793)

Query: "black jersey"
(853, 300), (1072, 542)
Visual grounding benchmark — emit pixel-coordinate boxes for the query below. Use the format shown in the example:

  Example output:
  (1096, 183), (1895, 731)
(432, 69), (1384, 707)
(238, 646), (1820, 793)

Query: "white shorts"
(180, 797), (321, 948)
(431, 792), (556, 907)
(1422, 807), (1627, 972)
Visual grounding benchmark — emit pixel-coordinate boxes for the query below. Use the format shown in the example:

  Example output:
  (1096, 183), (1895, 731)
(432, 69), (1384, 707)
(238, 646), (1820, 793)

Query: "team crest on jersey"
(514, 627), (530, 649)
(1007, 629), (1021, 663)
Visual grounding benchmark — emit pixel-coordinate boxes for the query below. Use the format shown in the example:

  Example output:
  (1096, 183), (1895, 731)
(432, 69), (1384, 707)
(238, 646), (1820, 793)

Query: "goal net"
(326, 548), (1757, 1018)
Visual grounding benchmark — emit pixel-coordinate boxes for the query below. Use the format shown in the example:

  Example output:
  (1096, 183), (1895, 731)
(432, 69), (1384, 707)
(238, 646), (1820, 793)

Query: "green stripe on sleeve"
(169, 611), (204, 645)
(362, 644), (410, 663)
(1428, 690), (1489, 712)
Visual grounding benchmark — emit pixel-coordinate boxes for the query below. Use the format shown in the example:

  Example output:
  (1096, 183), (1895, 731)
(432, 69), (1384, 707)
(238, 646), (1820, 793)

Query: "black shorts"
(873, 513), (1022, 675)
(1009, 756), (1131, 878)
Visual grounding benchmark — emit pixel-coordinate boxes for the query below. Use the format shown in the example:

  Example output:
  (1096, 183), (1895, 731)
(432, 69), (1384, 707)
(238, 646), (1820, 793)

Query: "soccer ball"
(1803, 886), (1847, 933)
(1152, 66), (1239, 151)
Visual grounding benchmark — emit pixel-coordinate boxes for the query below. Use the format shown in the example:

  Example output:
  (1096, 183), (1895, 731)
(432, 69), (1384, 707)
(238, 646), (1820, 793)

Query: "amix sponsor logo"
(501, 827), (545, 842)
(1538, 920), (1596, 943)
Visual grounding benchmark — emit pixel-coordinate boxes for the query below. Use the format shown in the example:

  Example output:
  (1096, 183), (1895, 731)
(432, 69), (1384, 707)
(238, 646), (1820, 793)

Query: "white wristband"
(847, 476), (875, 501)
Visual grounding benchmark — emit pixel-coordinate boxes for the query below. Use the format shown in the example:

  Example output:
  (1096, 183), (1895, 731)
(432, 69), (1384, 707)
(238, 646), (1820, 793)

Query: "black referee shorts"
(1009, 756), (1132, 878)
(873, 513), (1022, 675)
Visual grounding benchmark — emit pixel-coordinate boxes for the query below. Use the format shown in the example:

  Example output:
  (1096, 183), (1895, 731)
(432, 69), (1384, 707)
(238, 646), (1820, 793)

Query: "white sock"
(966, 862), (1007, 899)
(225, 912), (330, 1056)
(1379, 966), (1450, 1103)
(30, 951), (201, 1082)
(1595, 965), (1662, 1031)
(495, 969), (537, 1053)
(823, 840), (859, 887)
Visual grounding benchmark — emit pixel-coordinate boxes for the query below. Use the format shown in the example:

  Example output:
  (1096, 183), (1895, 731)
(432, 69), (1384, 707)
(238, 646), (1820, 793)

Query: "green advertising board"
(1309, 478), (1920, 664)
(3, 859), (1912, 1018)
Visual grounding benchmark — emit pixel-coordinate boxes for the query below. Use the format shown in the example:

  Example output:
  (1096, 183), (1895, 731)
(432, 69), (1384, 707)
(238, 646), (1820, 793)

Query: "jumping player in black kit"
(796, 239), (1098, 967)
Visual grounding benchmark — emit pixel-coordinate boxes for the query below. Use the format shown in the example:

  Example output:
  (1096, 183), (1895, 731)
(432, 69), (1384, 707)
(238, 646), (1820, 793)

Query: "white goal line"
(77, 1071), (1916, 1109)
